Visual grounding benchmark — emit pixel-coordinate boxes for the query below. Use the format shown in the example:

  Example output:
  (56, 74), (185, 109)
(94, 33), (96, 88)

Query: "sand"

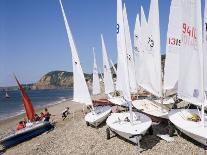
(0, 100), (207, 155)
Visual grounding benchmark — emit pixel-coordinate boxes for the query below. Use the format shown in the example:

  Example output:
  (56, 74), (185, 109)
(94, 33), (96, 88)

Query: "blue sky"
(0, 0), (205, 87)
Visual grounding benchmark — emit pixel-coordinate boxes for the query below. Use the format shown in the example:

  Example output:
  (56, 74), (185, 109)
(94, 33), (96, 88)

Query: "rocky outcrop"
(32, 71), (92, 90)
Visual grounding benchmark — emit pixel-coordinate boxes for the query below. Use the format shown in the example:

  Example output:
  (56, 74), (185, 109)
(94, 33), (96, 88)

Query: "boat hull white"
(132, 99), (171, 119)
(108, 96), (128, 107)
(169, 109), (207, 146)
(106, 112), (152, 143)
(84, 106), (111, 127)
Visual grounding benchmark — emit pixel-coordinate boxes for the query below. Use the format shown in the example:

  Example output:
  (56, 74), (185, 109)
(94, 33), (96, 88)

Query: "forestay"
(178, 0), (204, 105)
(101, 34), (115, 95)
(59, 0), (92, 106)
(92, 48), (101, 95)
(163, 0), (182, 91)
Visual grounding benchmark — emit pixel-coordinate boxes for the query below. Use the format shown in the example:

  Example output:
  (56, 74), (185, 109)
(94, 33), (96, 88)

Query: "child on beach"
(62, 107), (70, 120)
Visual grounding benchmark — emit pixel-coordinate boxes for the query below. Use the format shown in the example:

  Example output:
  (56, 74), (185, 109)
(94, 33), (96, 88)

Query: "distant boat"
(0, 75), (53, 148)
(5, 91), (10, 98)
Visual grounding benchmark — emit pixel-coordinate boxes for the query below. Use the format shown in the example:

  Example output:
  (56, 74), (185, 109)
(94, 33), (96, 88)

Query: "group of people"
(34, 108), (51, 122)
(16, 106), (70, 131)
(16, 108), (51, 131)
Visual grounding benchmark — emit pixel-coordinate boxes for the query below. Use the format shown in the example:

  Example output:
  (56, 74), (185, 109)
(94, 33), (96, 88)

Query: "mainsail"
(178, 0), (204, 105)
(14, 75), (35, 121)
(123, 4), (137, 93)
(204, 0), (207, 91)
(134, 13), (142, 87)
(92, 48), (101, 95)
(101, 34), (114, 95)
(116, 0), (131, 101)
(59, 0), (92, 106)
(138, 0), (162, 97)
(163, 0), (182, 91)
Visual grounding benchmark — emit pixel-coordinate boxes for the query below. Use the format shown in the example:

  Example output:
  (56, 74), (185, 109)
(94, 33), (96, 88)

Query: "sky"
(0, 0), (206, 87)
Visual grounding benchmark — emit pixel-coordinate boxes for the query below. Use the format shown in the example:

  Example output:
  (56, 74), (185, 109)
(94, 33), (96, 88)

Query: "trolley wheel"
(148, 126), (153, 135)
(168, 122), (175, 137)
(86, 121), (89, 126)
(106, 127), (110, 140)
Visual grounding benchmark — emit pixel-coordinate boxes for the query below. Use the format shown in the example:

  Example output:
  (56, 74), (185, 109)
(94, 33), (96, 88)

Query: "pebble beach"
(0, 100), (207, 155)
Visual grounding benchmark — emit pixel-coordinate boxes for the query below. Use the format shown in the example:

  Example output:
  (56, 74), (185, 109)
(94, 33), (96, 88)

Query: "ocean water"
(0, 89), (73, 121)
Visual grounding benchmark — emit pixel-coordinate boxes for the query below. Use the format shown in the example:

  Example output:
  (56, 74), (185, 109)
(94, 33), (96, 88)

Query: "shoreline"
(0, 95), (72, 122)
(1, 101), (207, 155)
(0, 100), (83, 139)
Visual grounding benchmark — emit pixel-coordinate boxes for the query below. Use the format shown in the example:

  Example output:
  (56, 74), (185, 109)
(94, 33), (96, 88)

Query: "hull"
(169, 109), (207, 146)
(108, 96), (128, 107)
(132, 99), (172, 119)
(106, 112), (152, 143)
(84, 106), (111, 127)
(0, 121), (53, 148)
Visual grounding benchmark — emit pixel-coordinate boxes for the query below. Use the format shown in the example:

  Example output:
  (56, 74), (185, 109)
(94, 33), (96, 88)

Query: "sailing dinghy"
(59, 0), (111, 127)
(168, 0), (207, 146)
(132, 1), (174, 120)
(106, 0), (152, 146)
(5, 91), (10, 98)
(0, 76), (53, 148)
(101, 34), (128, 107)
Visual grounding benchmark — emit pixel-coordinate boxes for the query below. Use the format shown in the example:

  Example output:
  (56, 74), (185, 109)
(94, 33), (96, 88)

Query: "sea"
(0, 89), (73, 121)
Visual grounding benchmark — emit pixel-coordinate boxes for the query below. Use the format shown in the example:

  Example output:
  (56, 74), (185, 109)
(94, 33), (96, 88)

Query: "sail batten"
(59, 0), (92, 106)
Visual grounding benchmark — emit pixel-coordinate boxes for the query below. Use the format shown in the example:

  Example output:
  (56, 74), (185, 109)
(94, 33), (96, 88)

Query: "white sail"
(123, 4), (137, 93)
(92, 48), (101, 95)
(138, 1), (162, 97)
(116, 0), (131, 101)
(178, 0), (204, 105)
(59, 0), (92, 106)
(101, 34), (114, 95)
(204, 0), (207, 91)
(134, 13), (142, 88)
(110, 59), (117, 76)
(163, 0), (182, 91)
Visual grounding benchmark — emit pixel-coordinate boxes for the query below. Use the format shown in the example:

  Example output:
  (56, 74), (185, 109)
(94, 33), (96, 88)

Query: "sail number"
(168, 37), (181, 46)
(117, 24), (120, 34)
(182, 23), (196, 39)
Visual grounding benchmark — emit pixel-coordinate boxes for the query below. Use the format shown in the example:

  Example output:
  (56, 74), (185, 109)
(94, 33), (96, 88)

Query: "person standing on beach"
(44, 108), (51, 121)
